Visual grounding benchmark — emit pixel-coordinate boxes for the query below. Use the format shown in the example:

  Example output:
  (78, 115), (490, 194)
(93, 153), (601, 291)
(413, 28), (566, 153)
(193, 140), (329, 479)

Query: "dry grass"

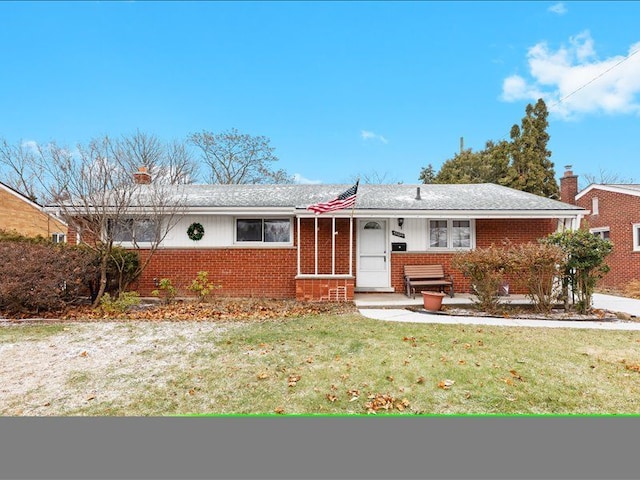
(2, 313), (640, 416)
(623, 280), (640, 300)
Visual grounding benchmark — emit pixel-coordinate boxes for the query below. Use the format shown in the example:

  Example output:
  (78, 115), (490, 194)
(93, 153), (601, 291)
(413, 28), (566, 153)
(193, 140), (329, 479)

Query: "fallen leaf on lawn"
(256, 372), (269, 380)
(188, 389), (195, 395)
(458, 360), (466, 365)
(306, 357), (314, 364)
(364, 393), (396, 413)
(43, 402), (51, 407)
(625, 364), (640, 372)
(465, 392), (471, 399)
(386, 375), (394, 382)
(477, 339), (484, 346)
(288, 374), (301, 387)
(510, 370), (523, 380)
(438, 379), (455, 390)
(326, 394), (338, 403)
(464, 343), (472, 349)
(274, 407), (285, 414)
(502, 378), (514, 386)
(347, 389), (360, 401)
(87, 396), (96, 401)
(79, 351), (88, 357)
(416, 376), (425, 384)
(403, 360), (410, 366)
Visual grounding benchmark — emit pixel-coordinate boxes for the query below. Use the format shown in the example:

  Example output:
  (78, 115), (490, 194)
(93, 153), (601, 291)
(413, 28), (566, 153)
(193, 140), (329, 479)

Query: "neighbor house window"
(236, 218), (291, 244)
(112, 218), (157, 243)
(590, 227), (610, 241)
(592, 197), (599, 216)
(51, 233), (66, 244)
(428, 219), (473, 249)
(634, 224), (640, 252)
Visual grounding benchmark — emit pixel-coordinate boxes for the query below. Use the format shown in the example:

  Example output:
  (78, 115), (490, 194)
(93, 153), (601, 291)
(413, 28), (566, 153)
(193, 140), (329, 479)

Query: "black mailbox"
(391, 242), (407, 252)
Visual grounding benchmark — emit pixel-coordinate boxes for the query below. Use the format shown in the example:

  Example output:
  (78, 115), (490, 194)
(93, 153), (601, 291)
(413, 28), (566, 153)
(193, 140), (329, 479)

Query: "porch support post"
(297, 216), (301, 276)
(314, 215), (318, 275)
(349, 217), (353, 276)
(331, 216), (336, 275)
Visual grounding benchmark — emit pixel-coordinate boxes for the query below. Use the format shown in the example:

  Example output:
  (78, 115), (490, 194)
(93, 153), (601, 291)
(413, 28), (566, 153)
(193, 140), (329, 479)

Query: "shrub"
(452, 245), (512, 314)
(86, 247), (141, 301)
(0, 238), (99, 316)
(99, 291), (141, 314)
(187, 271), (220, 303)
(152, 278), (177, 305)
(543, 229), (612, 314)
(510, 242), (565, 313)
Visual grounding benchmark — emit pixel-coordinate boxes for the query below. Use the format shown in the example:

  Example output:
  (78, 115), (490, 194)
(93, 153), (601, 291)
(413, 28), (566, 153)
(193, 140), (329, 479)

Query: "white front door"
(357, 219), (389, 289)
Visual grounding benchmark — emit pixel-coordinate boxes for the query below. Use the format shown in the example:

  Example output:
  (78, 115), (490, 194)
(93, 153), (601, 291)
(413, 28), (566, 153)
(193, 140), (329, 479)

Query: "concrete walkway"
(358, 293), (640, 331)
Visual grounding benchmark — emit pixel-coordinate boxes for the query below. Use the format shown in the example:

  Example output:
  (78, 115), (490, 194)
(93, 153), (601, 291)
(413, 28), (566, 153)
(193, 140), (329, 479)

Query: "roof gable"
(576, 184), (640, 201)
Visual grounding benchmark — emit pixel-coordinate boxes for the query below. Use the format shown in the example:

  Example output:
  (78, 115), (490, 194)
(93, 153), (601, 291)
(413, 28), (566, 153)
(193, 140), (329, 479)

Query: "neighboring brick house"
(0, 180), (67, 241)
(560, 166), (640, 290)
(66, 179), (586, 301)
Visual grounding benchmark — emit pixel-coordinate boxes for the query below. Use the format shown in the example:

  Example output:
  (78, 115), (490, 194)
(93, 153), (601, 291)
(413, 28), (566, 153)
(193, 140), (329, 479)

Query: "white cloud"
(548, 3), (567, 15)
(20, 140), (39, 153)
(501, 31), (640, 119)
(292, 173), (323, 185)
(360, 130), (388, 144)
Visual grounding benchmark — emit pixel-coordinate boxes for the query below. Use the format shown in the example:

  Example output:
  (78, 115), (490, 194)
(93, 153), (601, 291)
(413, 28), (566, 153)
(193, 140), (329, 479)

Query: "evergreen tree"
(418, 164), (436, 183)
(503, 99), (559, 199)
(420, 99), (560, 199)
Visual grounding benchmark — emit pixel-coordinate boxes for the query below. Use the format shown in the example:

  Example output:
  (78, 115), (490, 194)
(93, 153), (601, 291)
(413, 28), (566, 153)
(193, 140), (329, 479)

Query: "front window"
(633, 224), (640, 252)
(51, 233), (66, 244)
(112, 218), (157, 243)
(236, 218), (291, 244)
(429, 219), (473, 250)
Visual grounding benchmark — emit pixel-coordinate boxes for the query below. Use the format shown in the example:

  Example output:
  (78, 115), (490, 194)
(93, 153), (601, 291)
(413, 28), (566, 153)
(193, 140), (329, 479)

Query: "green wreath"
(187, 222), (205, 241)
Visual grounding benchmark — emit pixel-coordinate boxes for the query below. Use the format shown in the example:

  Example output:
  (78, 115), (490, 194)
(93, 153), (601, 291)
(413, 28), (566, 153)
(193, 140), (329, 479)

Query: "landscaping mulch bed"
(1, 298), (358, 323)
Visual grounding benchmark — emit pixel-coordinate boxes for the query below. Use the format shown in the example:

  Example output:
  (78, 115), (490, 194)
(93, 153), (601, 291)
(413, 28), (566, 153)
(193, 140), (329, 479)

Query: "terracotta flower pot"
(422, 291), (446, 311)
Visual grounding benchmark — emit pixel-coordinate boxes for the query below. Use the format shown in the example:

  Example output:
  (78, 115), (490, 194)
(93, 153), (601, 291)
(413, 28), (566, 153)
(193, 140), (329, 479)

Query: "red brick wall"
(132, 248), (298, 298)
(298, 218), (353, 275)
(296, 277), (355, 301)
(390, 219), (558, 295)
(577, 189), (640, 289)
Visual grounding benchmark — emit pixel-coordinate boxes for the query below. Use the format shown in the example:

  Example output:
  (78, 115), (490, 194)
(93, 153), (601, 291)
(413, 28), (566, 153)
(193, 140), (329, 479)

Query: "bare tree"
(38, 136), (187, 307)
(118, 130), (199, 184)
(0, 139), (45, 202)
(581, 168), (635, 189)
(189, 128), (292, 184)
(350, 170), (401, 184)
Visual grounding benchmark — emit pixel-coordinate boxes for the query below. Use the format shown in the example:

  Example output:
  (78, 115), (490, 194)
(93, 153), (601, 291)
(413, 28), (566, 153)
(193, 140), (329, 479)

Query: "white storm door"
(357, 220), (389, 288)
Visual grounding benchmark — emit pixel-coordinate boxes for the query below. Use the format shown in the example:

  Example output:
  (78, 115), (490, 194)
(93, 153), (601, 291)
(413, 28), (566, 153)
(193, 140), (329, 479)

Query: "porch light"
(397, 218), (404, 228)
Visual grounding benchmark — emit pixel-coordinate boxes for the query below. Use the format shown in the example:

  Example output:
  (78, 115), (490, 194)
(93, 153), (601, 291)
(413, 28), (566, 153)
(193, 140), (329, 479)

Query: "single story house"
(560, 166), (640, 290)
(64, 179), (586, 301)
(0, 180), (67, 241)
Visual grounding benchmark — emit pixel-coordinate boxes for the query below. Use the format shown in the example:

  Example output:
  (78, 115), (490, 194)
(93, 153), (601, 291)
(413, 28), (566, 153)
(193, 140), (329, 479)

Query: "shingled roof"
(130, 182), (585, 216)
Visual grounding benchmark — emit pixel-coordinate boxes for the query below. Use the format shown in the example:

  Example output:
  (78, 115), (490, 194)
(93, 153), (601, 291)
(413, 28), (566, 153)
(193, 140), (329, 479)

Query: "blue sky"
(1, 1), (639, 188)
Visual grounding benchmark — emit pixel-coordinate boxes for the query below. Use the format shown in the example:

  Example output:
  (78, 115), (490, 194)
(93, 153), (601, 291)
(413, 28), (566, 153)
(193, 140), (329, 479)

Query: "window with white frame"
(51, 233), (66, 244)
(111, 218), (157, 243)
(592, 197), (599, 216)
(236, 218), (291, 244)
(428, 219), (473, 249)
(633, 224), (640, 252)
(590, 227), (610, 241)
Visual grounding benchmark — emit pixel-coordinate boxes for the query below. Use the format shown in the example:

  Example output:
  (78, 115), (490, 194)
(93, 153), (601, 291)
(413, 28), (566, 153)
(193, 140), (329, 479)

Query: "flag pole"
(349, 179), (359, 277)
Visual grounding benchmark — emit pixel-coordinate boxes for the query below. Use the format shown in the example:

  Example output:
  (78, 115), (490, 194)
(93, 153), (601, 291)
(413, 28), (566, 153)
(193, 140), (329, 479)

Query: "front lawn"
(2, 311), (640, 416)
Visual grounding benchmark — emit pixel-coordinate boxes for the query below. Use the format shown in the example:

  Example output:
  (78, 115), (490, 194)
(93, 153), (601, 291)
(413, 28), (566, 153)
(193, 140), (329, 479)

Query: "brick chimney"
(133, 166), (151, 184)
(560, 165), (578, 205)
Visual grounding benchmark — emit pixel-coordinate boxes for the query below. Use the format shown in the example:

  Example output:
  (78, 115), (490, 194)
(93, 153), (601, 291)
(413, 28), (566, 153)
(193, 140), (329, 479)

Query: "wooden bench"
(404, 265), (454, 298)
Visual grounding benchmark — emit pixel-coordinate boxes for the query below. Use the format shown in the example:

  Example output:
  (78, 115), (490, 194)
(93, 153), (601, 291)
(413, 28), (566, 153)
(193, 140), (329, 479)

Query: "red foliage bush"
(0, 239), (99, 316)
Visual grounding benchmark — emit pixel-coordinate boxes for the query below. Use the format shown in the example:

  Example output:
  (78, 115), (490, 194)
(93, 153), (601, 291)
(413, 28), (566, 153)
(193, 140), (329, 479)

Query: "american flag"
(307, 181), (359, 214)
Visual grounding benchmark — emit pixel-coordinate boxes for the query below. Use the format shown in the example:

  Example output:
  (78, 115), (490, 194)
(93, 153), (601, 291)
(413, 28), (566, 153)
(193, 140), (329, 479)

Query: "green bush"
(543, 228), (612, 314)
(152, 278), (177, 305)
(99, 291), (141, 314)
(187, 271), (220, 303)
